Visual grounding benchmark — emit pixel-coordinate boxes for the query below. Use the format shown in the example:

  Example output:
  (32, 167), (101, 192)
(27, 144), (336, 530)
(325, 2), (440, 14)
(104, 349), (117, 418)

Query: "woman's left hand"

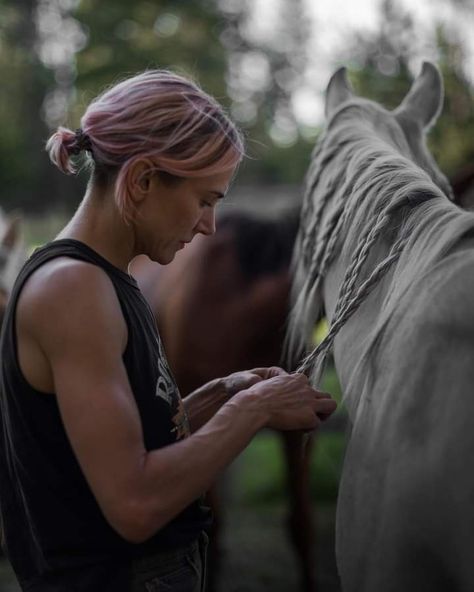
(222, 366), (288, 397)
(185, 367), (289, 432)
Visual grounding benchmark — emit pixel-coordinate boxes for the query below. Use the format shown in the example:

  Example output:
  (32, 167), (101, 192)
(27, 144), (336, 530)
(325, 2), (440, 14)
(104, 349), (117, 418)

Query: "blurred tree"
(0, 0), (54, 211)
(73, 0), (229, 103)
(0, 0), (86, 212)
(217, 0), (318, 183)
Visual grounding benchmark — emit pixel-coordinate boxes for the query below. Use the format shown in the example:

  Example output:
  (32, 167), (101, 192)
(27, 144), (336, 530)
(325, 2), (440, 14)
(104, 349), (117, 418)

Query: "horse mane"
(287, 100), (474, 386)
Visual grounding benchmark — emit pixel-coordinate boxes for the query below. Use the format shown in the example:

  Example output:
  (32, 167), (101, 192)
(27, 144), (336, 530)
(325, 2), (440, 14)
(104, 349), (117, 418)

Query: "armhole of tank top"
(115, 291), (132, 362)
(8, 257), (132, 397)
(7, 270), (55, 396)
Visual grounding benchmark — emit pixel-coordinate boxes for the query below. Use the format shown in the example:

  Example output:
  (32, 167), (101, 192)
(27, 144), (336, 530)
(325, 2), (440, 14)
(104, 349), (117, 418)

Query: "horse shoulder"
(413, 246), (474, 341)
(378, 246), (474, 415)
(386, 248), (474, 552)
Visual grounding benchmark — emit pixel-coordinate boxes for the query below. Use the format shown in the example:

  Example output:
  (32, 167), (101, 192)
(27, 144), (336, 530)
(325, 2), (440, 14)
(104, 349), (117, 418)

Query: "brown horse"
(130, 207), (319, 591)
(451, 164), (474, 210)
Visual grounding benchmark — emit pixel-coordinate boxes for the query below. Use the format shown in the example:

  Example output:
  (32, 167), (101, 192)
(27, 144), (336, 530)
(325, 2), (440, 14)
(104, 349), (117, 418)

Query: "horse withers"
(287, 62), (474, 591)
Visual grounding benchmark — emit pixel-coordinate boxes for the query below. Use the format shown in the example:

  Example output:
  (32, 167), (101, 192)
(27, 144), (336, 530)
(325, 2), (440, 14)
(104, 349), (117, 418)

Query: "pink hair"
(46, 70), (244, 220)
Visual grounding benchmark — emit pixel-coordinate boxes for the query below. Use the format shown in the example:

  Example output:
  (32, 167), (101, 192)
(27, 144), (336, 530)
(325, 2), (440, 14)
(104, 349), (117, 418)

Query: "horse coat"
(287, 62), (474, 591)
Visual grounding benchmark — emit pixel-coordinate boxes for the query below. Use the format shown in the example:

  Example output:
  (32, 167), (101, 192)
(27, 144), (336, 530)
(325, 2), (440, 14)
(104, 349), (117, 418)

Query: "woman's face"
(134, 168), (234, 264)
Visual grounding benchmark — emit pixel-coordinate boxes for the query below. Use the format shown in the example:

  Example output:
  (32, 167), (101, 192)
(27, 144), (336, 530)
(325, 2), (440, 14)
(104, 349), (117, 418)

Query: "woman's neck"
(56, 187), (136, 273)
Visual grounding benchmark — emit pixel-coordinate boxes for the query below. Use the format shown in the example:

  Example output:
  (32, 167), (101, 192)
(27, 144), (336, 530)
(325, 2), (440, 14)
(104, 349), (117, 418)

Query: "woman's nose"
(196, 207), (216, 236)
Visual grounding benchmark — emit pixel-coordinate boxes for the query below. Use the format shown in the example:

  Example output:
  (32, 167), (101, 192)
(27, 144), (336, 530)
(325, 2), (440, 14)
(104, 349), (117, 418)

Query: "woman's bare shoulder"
(17, 256), (127, 351)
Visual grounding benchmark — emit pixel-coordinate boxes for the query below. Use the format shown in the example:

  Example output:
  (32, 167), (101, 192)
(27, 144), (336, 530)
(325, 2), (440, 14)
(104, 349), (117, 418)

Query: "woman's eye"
(200, 200), (212, 208)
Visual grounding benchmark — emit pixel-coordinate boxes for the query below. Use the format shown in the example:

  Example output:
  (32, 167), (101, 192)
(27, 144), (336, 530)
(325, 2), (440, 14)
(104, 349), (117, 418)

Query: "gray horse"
(287, 62), (474, 591)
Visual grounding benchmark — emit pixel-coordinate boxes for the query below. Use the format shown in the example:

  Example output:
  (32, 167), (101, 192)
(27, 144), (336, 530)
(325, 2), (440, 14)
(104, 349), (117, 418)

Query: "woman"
(0, 70), (337, 591)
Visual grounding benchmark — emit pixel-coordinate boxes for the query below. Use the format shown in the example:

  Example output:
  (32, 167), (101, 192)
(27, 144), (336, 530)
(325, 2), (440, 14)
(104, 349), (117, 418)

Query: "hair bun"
(46, 126), (88, 175)
(72, 128), (92, 155)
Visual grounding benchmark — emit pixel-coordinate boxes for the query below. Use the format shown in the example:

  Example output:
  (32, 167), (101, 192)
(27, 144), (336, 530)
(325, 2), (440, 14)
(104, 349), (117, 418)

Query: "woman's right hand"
(235, 371), (337, 432)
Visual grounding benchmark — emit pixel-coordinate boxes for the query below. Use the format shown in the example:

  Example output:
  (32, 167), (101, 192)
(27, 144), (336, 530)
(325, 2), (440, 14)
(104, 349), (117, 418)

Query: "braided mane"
(287, 99), (474, 387)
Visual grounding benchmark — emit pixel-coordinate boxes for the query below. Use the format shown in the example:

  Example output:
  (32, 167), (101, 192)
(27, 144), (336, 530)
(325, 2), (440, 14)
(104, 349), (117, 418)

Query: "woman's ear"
(118, 158), (157, 225)
(125, 158), (156, 206)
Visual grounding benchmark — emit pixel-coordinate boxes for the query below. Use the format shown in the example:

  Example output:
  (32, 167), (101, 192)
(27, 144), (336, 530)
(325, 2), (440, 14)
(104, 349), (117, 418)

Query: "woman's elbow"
(105, 498), (165, 544)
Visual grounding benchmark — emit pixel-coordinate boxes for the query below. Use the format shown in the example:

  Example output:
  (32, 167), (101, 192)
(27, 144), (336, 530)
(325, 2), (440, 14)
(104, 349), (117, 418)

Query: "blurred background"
(0, 0), (473, 590)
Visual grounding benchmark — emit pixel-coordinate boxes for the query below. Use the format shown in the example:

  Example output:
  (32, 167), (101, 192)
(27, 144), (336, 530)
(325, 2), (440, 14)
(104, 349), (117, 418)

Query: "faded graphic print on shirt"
(155, 335), (190, 440)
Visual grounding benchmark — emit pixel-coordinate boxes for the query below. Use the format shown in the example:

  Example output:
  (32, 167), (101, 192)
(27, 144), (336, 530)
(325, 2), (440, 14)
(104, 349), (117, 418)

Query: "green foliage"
(0, 0), (56, 211)
(236, 432), (286, 504)
(236, 430), (345, 505)
(73, 0), (229, 111)
(429, 30), (474, 176)
(309, 432), (346, 500)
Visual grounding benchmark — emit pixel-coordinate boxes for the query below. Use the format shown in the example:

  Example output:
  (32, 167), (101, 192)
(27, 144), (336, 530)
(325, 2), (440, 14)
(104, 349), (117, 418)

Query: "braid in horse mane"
(296, 186), (418, 384)
(300, 145), (333, 268)
(287, 136), (350, 358)
(301, 142), (352, 256)
(287, 128), (375, 359)
(297, 235), (407, 382)
(329, 191), (406, 326)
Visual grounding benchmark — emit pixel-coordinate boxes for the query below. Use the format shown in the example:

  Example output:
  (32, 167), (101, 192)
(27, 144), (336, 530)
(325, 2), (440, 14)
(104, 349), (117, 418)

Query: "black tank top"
(0, 239), (211, 590)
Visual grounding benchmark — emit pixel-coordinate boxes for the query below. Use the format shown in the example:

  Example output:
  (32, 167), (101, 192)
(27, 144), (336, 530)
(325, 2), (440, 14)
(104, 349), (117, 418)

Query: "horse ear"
(325, 67), (355, 119)
(394, 62), (443, 129)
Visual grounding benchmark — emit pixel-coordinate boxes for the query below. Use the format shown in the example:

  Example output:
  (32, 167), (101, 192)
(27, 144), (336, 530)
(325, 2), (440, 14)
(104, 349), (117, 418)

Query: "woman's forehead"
(189, 169), (234, 194)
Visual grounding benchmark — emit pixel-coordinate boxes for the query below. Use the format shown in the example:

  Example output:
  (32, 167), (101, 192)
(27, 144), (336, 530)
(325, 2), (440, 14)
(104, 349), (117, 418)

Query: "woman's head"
(46, 69), (244, 221)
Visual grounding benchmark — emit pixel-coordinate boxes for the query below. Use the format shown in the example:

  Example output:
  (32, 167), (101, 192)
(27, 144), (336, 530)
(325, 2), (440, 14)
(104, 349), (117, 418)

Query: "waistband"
(132, 531), (208, 572)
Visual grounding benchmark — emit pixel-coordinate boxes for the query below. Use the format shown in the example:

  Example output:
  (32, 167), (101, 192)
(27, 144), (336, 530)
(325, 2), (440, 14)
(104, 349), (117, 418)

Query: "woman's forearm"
(183, 378), (229, 432)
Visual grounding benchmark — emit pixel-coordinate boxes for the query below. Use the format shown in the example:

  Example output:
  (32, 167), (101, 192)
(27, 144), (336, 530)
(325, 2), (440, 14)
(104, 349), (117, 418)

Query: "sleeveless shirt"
(0, 239), (211, 590)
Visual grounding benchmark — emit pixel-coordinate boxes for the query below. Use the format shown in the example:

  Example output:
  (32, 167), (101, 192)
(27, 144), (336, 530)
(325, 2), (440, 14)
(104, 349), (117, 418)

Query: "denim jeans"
(131, 532), (208, 592)
(19, 532), (209, 592)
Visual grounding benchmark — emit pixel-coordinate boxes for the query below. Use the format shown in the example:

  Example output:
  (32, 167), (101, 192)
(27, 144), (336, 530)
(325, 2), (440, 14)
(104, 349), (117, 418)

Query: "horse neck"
(323, 193), (474, 422)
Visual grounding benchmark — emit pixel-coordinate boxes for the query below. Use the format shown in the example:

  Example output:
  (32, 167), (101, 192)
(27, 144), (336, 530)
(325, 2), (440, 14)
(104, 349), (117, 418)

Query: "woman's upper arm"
(24, 261), (148, 538)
